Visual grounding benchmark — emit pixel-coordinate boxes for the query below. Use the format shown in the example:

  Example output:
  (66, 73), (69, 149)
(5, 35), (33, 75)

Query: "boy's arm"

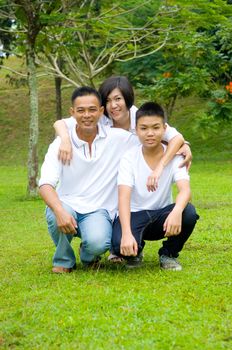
(163, 179), (191, 237)
(39, 185), (77, 234)
(147, 133), (184, 192)
(118, 185), (138, 256)
(53, 119), (73, 165)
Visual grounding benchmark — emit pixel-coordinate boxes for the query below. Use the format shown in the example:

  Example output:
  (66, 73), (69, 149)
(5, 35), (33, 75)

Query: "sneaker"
(159, 255), (182, 271)
(125, 252), (143, 269)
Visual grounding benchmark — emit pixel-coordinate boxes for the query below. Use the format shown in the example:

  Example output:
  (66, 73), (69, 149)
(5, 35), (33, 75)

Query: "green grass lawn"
(0, 57), (232, 349)
(0, 162), (231, 350)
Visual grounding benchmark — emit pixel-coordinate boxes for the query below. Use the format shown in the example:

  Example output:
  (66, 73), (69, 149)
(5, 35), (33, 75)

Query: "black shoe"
(125, 252), (143, 269)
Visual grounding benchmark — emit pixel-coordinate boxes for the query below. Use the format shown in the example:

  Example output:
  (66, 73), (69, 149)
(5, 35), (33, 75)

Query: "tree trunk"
(55, 75), (62, 120)
(26, 45), (39, 197)
(166, 93), (178, 121)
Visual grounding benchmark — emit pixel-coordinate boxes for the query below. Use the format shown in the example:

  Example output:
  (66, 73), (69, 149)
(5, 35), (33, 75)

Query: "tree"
(36, 1), (179, 87)
(116, 0), (232, 120)
(0, 0), (61, 197)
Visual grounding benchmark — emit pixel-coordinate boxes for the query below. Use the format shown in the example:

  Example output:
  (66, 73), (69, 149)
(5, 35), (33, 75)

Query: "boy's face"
(70, 94), (104, 133)
(136, 115), (166, 148)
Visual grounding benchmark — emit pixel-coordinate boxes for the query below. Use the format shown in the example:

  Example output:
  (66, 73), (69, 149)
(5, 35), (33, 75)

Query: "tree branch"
(0, 65), (27, 77)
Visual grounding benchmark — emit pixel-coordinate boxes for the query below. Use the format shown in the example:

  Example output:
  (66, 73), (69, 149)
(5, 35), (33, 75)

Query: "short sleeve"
(172, 155), (190, 183)
(62, 117), (76, 130)
(117, 152), (135, 187)
(162, 123), (180, 142)
(39, 137), (62, 188)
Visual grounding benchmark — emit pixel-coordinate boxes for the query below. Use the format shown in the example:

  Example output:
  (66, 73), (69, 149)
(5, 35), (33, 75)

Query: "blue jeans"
(46, 203), (112, 268)
(112, 203), (199, 258)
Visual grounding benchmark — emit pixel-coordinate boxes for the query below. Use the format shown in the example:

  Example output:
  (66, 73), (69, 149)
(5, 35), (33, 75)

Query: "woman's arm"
(53, 119), (73, 165)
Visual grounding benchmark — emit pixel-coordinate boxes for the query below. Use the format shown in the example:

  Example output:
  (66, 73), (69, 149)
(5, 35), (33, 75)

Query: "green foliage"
(117, 0), (232, 121)
(197, 82), (232, 131)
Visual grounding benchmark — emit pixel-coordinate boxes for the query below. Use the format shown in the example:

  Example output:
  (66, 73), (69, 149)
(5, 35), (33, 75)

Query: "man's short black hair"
(98, 76), (134, 117)
(136, 102), (166, 125)
(71, 86), (102, 105)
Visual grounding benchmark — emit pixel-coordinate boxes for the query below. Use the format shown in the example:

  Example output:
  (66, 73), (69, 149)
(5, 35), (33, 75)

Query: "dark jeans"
(112, 203), (199, 258)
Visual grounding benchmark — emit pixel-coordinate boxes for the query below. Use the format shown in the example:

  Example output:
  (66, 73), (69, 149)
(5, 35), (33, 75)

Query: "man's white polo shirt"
(39, 123), (138, 219)
(117, 144), (190, 212)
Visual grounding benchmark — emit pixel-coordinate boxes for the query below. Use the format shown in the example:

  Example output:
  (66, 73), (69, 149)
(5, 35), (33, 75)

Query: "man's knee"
(46, 203), (76, 228)
(82, 235), (111, 256)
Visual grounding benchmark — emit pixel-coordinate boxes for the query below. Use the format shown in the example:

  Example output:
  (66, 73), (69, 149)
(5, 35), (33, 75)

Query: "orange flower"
(225, 81), (232, 93)
(162, 72), (172, 78)
(216, 98), (225, 104)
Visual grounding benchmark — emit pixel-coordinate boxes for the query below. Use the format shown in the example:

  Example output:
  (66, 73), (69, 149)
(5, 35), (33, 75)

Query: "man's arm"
(53, 119), (73, 165)
(163, 179), (191, 237)
(147, 133), (184, 192)
(39, 184), (77, 234)
(118, 185), (138, 256)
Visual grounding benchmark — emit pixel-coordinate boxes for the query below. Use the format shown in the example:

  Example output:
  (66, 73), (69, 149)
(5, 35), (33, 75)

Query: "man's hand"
(55, 208), (77, 234)
(120, 232), (138, 256)
(163, 208), (182, 237)
(146, 162), (164, 192)
(177, 144), (192, 171)
(58, 137), (73, 165)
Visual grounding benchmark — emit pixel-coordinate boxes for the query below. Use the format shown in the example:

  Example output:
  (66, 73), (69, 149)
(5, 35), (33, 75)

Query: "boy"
(112, 102), (199, 270)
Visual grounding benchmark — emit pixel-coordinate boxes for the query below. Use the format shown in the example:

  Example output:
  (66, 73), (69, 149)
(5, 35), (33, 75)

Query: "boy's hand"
(163, 208), (182, 237)
(146, 163), (164, 192)
(58, 137), (73, 165)
(177, 144), (192, 171)
(120, 233), (138, 256)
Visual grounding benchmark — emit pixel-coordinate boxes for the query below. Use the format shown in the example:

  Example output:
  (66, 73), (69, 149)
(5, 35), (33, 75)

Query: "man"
(39, 87), (138, 273)
(112, 102), (199, 270)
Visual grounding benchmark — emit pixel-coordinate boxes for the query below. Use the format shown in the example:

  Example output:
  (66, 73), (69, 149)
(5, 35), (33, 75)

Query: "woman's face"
(106, 88), (129, 123)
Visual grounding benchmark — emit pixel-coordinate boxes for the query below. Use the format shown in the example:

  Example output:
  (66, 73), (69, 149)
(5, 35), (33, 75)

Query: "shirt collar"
(70, 122), (108, 149)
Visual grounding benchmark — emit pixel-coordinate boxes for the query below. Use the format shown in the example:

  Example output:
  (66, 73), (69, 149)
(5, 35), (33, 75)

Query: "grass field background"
(0, 57), (231, 349)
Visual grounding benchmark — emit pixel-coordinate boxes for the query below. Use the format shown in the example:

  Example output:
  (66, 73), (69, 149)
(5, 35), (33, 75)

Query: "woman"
(54, 76), (192, 262)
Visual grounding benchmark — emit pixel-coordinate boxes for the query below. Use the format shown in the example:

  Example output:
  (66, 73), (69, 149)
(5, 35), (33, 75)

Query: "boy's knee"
(182, 203), (199, 227)
(111, 219), (122, 255)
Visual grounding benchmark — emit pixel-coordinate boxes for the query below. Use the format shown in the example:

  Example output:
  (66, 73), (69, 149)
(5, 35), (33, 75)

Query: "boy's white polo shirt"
(117, 144), (190, 212)
(62, 105), (180, 142)
(39, 123), (138, 219)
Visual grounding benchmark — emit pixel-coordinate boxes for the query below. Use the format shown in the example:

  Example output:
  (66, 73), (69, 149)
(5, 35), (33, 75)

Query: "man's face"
(71, 94), (104, 133)
(136, 115), (166, 149)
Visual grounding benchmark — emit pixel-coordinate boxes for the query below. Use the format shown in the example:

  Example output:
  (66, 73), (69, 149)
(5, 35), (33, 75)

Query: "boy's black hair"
(71, 86), (102, 105)
(98, 76), (134, 117)
(136, 102), (166, 125)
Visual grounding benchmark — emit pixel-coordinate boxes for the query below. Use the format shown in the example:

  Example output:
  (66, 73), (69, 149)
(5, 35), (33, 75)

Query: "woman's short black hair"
(98, 76), (134, 117)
